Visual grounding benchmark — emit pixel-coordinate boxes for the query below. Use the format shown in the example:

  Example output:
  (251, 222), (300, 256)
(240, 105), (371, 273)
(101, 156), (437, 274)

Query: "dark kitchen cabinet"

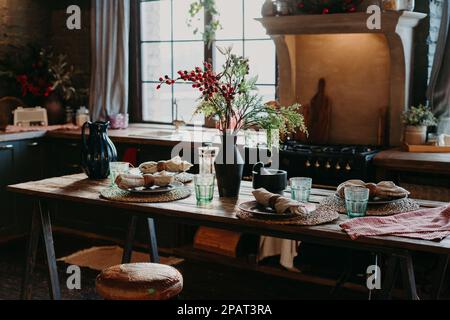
(0, 142), (16, 237)
(46, 139), (84, 177)
(0, 139), (46, 239)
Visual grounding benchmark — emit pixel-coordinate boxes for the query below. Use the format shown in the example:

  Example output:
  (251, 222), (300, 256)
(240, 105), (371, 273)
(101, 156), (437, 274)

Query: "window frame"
(130, 0), (278, 125)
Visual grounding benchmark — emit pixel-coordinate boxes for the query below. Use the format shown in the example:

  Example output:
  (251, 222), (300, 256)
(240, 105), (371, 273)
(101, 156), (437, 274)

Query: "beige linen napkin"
(252, 188), (309, 215)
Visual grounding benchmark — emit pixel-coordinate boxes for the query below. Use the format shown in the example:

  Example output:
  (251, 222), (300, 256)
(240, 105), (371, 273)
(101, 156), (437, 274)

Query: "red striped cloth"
(340, 205), (450, 241)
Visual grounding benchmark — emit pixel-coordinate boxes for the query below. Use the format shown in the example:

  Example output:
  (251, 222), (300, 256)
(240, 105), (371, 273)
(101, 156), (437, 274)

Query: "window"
(139, 0), (276, 124)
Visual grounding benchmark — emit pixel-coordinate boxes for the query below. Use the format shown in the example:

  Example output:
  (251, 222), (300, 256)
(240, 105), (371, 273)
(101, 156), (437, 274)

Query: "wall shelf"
(257, 11), (426, 36)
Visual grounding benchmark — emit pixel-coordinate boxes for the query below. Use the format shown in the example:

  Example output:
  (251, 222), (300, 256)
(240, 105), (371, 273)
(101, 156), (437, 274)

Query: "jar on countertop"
(76, 106), (90, 127)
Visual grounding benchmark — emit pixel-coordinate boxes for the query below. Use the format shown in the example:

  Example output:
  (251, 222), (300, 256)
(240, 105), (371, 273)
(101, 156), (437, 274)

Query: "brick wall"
(0, 0), (51, 56)
(48, 0), (91, 102)
(0, 0), (52, 97)
(0, 0), (91, 102)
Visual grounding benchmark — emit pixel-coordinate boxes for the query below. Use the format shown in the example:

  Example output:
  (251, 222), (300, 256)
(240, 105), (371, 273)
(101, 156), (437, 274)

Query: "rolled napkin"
(115, 172), (175, 189)
(336, 180), (409, 200)
(153, 171), (175, 187)
(252, 188), (309, 216)
(139, 156), (193, 174)
(115, 174), (145, 190)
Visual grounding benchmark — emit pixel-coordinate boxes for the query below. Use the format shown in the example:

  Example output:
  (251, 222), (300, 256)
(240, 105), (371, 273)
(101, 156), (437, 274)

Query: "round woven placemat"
(100, 186), (192, 203)
(320, 196), (420, 216)
(237, 204), (340, 226)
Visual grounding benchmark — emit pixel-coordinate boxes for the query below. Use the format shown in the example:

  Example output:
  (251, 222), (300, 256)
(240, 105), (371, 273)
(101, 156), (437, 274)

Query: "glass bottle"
(198, 143), (219, 175)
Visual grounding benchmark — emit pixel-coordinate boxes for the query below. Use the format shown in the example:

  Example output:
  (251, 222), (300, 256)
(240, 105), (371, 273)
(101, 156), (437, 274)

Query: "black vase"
(214, 134), (244, 198)
(81, 121), (118, 179)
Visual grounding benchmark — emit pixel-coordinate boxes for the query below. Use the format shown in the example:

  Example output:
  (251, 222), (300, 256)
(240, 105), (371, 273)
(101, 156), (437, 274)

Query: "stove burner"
(280, 141), (382, 187)
(282, 142), (379, 156)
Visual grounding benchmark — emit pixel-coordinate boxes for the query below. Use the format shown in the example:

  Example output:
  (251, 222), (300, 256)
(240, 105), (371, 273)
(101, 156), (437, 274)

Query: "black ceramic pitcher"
(81, 121), (117, 179)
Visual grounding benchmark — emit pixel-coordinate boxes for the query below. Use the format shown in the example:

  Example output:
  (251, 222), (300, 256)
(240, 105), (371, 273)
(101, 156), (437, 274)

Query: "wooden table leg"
(398, 253), (419, 300)
(330, 250), (353, 296)
(380, 254), (398, 300)
(147, 218), (160, 263)
(431, 254), (449, 300)
(21, 200), (61, 300)
(39, 201), (61, 300)
(21, 202), (41, 300)
(122, 216), (138, 264)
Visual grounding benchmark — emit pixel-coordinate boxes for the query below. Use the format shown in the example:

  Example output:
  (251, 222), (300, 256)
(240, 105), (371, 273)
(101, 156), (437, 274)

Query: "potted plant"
(158, 47), (307, 197)
(402, 104), (437, 145)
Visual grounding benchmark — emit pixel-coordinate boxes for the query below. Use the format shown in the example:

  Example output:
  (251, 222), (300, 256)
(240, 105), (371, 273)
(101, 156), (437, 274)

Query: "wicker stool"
(95, 263), (183, 300)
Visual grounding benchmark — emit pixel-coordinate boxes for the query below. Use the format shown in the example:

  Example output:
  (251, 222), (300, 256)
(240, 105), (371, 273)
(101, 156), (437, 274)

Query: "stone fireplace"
(259, 11), (426, 146)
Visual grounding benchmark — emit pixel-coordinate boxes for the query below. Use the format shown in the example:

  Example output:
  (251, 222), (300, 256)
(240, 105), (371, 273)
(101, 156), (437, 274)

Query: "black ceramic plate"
(127, 181), (184, 194)
(238, 201), (297, 220)
(335, 194), (407, 205)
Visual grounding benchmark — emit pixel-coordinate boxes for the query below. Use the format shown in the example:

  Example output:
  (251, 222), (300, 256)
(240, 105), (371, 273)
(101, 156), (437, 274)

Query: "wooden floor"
(0, 235), (368, 300)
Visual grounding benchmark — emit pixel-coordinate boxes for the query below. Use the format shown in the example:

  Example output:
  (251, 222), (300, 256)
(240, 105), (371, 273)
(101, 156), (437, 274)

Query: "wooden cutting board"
(308, 78), (332, 145)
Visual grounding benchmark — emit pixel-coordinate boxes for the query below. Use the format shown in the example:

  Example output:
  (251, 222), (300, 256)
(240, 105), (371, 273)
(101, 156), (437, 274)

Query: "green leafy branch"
(187, 0), (221, 47)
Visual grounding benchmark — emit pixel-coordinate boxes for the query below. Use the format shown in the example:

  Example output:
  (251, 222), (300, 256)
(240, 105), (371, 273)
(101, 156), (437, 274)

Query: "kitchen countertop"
(374, 148), (450, 175)
(2, 125), (450, 174)
(0, 130), (47, 143)
(0, 123), (266, 147)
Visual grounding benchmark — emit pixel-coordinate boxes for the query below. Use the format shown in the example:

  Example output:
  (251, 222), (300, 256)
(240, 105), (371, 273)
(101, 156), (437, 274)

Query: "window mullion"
(204, 7), (213, 64)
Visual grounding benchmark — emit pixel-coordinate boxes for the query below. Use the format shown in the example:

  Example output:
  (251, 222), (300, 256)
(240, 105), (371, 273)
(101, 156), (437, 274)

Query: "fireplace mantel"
(257, 11), (425, 35)
(258, 11), (426, 146)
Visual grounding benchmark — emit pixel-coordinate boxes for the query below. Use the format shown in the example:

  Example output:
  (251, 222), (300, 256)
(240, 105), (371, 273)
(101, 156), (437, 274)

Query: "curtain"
(89, 0), (130, 121)
(428, 0), (450, 119)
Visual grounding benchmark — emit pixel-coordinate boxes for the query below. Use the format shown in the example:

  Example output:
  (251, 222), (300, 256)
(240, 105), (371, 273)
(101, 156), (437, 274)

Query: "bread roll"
(139, 162), (158, 174)
(364, 183), (378, 198)
(157, 161), (167, 172)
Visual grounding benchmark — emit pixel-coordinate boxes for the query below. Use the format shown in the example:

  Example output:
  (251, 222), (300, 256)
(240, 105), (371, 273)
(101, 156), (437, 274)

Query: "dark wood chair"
(95, 263), (183, 300)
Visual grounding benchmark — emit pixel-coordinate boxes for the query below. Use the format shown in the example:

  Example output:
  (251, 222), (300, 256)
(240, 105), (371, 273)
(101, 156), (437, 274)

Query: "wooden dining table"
(7, 173), (450, 300)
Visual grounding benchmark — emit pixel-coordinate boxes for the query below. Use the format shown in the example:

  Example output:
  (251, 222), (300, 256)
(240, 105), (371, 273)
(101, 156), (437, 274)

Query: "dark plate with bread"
(238, 201), (298, 220)
(336, 180), (410, 205)
(127, 181), (184, 194)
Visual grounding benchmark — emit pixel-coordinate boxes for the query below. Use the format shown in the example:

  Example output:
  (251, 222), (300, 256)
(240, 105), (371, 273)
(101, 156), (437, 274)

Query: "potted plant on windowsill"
(157, 47), (307, 197)
(402, 104), (437, 145)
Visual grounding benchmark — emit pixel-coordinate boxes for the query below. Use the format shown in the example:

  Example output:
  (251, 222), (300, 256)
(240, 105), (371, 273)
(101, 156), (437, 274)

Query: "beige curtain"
(90, 0), (130, 121)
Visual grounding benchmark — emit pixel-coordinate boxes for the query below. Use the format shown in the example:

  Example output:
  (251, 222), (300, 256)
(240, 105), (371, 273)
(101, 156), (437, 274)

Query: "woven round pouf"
(96, 263), (183, 300)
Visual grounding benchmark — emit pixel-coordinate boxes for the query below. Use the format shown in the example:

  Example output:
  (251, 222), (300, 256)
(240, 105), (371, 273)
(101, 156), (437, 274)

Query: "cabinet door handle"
(0, 144), (14, 150)
(28, 142), (39, 147)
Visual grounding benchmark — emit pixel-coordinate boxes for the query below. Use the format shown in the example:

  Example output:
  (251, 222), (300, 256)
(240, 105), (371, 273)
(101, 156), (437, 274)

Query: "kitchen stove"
(279, 141), (382, 187)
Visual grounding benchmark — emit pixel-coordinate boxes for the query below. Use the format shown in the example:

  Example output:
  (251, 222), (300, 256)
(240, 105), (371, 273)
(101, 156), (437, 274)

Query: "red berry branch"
(155, 47), (306, 140)
(157, 61), (238, 104)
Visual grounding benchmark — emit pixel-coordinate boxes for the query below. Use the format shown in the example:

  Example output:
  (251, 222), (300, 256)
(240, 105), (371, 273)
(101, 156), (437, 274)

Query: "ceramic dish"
(126, 181), (184, 195)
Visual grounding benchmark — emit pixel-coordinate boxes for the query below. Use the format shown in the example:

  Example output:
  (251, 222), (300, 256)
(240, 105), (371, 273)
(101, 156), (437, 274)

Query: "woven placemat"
(100, 186), (191, 203)
(320, 195), (420, 216)
(237, 204), (340, 226)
